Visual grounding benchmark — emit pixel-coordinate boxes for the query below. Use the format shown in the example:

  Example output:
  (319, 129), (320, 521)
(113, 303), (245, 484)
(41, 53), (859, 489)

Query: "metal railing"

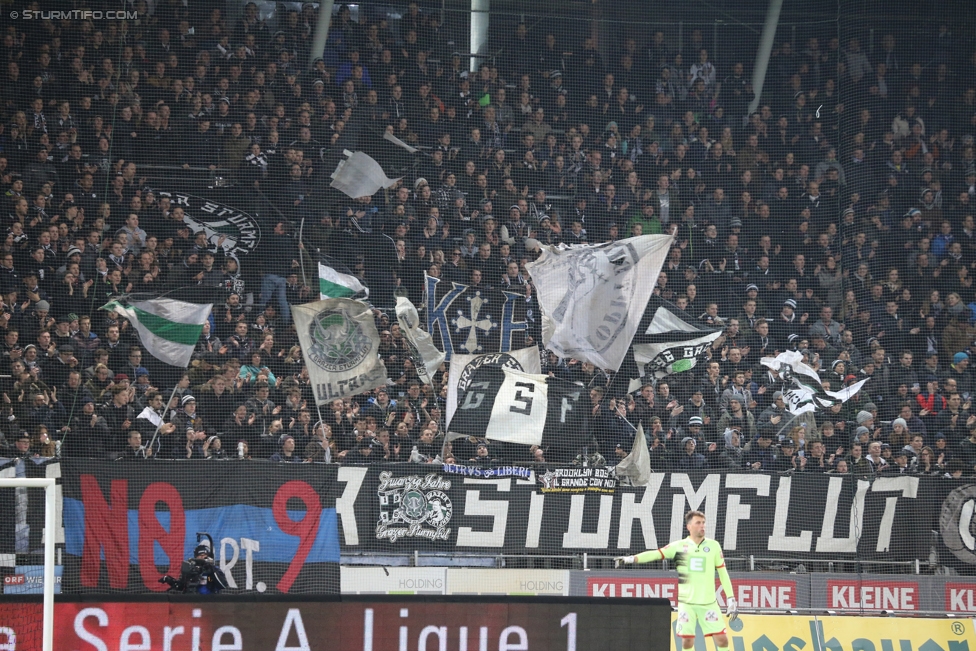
(339, 551), (932, 575)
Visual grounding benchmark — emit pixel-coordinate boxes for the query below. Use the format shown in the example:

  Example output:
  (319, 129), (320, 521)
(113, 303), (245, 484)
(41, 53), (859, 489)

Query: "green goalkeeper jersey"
(635, 536), (732, 606)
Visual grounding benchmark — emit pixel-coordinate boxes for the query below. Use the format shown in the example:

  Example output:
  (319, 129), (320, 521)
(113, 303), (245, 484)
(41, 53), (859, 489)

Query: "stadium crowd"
(1, 1), (976, 477)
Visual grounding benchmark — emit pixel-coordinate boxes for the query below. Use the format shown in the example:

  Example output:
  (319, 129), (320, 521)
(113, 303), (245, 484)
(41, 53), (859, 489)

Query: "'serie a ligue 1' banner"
(335, 468), (930, 558)
(424, 275), (531, 360)
(0, 596), (671, 651)
(59, 460), (341, 594)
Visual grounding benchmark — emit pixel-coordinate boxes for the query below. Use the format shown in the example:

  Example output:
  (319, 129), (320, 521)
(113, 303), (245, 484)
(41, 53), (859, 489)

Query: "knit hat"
(784, 299), (797, 309)
(688, 416), (704, 426)
(181, 394), (196, 405)
(856, 410), (873, 424)
(681, 436), (696, 447)
(746, 284), (759, 292)
(892, 418), (908, 430)
(954, 352), (970, 364)
(855, 425), (870, 438)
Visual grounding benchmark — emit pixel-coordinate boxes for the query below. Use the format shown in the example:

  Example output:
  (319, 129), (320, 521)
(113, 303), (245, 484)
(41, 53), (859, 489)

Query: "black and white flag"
(447, 367), (589, 459)
(445, 347), (542, 426)
(609, 296), (723, 395)
(631, 296), (723, 382)
(760, 351), (868, 414)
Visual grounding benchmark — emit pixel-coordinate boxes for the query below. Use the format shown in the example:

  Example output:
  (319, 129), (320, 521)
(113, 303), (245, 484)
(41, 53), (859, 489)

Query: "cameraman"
(159, 544), (228, 594)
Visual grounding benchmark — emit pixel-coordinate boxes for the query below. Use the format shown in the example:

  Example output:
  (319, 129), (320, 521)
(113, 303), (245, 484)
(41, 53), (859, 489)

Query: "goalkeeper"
(614, 510), (736, 650)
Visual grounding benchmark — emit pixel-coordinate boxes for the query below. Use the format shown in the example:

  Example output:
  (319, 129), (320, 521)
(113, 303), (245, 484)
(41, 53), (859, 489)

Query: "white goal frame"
(0, 477), (55, 651)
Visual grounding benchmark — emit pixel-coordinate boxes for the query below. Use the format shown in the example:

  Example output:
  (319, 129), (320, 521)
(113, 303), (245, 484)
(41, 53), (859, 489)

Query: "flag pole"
(147, 382), (182, 455)
(298, 216), (309, 289)
(313, 400), (331, 462)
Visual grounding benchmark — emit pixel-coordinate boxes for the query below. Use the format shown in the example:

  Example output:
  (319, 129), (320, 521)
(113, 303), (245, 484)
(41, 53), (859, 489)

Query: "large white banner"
(293, 298), (388, 404)
(526, 235), (673, 371)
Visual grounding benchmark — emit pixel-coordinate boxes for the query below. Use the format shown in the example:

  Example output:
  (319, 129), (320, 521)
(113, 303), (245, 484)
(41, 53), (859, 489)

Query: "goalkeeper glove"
(725, 597), (738, 622)
(613, 555), (636, 568)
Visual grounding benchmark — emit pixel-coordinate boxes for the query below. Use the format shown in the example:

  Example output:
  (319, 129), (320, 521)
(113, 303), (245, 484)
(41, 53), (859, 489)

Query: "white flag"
(761, 351), (868, 414)
(525, 235), (673, 371)
(395, 296), (445, 385)
(446, 347), (542, 426)
(293, 298), (388, 404)
(330, 150), (401, 199)
(102, 298), (212, 368)
(614, 424), (652, 487)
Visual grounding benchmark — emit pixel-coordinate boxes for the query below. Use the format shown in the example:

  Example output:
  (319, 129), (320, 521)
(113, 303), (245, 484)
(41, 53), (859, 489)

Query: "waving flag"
(447, 366), (589, 460)
(631, 296), (723, 379)
(294, 298), (388, 404)
(319, 261), (368, 300)
(102, 298), (212, 368)
(446, 347), (542, 426)
(614, 424), (652, 487)
(607, 296), (723, 395)
(395, 296), (445, 385)
(761, 351), (868, 414)
(425, 275), (531, 361)
(330, 150), (401, 199)
(525, 235), (673, 371)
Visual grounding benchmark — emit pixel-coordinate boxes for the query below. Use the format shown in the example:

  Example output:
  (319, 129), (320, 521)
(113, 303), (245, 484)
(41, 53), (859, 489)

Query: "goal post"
(0, 477), (56, 651)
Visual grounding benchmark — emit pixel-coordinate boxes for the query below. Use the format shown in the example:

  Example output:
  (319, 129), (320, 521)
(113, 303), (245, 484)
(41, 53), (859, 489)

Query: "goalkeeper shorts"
(676, 602), (726, 638)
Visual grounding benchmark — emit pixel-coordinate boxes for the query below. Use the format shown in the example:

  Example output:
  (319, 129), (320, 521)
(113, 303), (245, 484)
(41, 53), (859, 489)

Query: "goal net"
(0, 0), (970, 610)
(0, 476), (56, 651)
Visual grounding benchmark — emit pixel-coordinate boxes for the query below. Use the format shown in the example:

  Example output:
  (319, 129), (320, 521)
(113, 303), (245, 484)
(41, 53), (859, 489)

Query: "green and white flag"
(102, 298), (212, 368)
(294, 298), (388, 404)
(319, 262), (368, 300)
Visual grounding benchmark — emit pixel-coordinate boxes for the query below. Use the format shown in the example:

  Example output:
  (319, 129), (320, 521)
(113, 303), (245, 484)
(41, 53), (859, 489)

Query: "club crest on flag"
(156, 191), (261, 258)
(293, 298), (388, 403)
(307, 306), (372, 373)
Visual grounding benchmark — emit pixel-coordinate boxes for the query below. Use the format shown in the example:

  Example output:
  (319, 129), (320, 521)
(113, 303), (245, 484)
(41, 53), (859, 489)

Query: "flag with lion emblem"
(293, 298), (388, 404)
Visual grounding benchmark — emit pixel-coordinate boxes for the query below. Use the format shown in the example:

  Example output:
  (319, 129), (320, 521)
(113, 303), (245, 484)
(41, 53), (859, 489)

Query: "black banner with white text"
(335, 467), (930, 559)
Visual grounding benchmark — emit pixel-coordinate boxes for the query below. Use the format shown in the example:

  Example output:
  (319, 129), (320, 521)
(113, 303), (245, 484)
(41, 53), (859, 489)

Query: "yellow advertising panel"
(669, 613), (976, 651)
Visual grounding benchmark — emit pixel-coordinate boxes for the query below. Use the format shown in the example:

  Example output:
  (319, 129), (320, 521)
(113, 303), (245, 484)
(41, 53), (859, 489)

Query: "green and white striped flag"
(319, 261), (368, 300)
(102, 298), (213, 368)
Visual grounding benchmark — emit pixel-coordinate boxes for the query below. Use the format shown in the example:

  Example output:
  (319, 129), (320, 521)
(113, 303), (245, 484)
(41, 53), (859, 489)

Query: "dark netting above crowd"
(0, 0), (975, 477)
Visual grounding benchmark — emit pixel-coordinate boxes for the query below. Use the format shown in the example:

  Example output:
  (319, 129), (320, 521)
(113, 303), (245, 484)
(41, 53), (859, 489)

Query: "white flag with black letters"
(525, 234), (673, 371)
